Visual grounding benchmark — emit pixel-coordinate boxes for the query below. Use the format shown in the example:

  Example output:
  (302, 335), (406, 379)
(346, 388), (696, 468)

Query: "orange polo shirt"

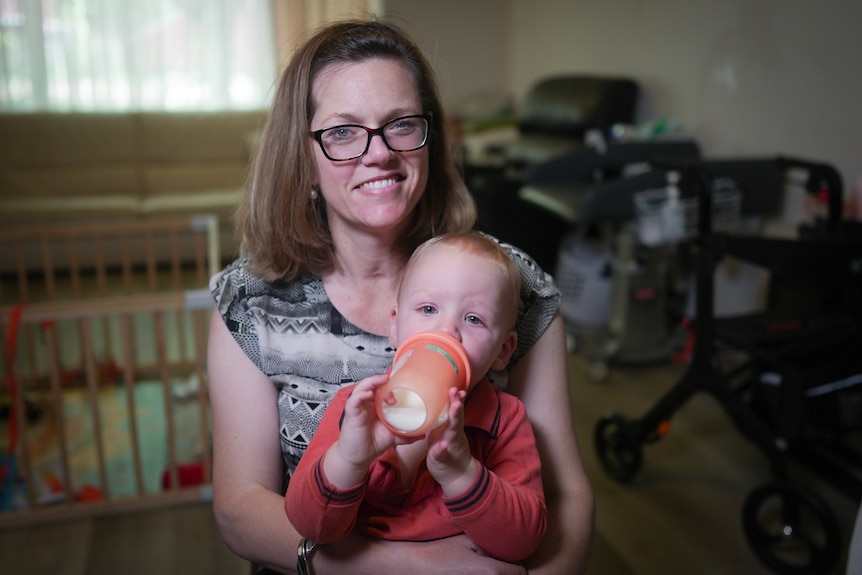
(286, 378), (547, 563)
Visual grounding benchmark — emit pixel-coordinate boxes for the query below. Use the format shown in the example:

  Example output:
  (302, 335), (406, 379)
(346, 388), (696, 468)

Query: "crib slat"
(169, 229), (182, 291)
(154, 311), (179, 491)
(67, 235), (83, 299)
(145, 232), (158, 293)
(44, 322), (74, 506)
(93, 234), (108, 297)
(18, 324), (40, 397)
(193, 228), (207, 287)
(173, 299), (190, 371)
(80, 317), (110, 498)
(40, 238), (56, 300)
(119, 235), (135, 295)
(119, 313), (145, 496)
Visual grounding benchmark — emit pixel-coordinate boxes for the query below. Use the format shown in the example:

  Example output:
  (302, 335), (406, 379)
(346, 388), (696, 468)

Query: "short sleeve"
(485, 234), (561, 365)
(209, 258), (264, 369)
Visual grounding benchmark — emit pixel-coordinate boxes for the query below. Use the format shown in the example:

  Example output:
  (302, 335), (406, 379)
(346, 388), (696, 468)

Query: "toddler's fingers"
(354, 373), (390, 392)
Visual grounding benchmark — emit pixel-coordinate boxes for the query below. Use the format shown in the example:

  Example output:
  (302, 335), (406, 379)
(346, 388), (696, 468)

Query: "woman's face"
(310, 58), (429, 240)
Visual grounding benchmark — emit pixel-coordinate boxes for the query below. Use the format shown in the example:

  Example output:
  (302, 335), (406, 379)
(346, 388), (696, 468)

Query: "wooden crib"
(0, 215), (220, 528)
(0, 214), (221, 306)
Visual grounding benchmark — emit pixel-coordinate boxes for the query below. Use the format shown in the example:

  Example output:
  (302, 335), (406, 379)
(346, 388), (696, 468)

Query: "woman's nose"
(362, 133), (394, 163)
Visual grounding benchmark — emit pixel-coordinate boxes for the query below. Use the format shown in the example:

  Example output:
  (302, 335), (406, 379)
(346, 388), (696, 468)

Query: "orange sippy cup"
(376, 331), (472, 437)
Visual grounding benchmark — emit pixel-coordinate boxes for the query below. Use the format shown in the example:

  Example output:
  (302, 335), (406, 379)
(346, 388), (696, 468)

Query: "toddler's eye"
(465, 314), (483, 326)
(420, 305), (437, 315)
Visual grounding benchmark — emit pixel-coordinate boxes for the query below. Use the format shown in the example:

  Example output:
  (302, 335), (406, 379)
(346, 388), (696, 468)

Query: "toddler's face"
(391, 244), (517, 386)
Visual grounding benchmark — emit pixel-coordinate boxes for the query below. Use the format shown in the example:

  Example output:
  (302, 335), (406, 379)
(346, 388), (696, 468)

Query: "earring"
(310, 186), (319, 200)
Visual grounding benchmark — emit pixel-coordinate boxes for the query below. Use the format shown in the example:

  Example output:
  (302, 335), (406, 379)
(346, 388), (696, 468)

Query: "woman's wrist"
(297, 538), (317, 575)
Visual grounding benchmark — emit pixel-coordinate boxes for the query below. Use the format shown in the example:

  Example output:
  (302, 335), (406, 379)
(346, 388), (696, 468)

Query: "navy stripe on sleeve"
(312, 458), (364, 504)
(445, 465), (491, 514)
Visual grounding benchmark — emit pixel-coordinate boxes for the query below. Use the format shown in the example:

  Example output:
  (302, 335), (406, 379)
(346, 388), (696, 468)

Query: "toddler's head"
(391, 232), (520, 385)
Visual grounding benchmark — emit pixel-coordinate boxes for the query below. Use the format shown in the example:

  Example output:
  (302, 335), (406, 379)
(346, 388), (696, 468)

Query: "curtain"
(0, 0), (378, 112)
(0, 0), (383, 112)
(272, 0), (380, 68)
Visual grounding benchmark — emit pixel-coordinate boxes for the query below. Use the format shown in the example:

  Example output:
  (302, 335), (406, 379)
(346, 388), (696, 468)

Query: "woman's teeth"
(359, 177), (398, 190)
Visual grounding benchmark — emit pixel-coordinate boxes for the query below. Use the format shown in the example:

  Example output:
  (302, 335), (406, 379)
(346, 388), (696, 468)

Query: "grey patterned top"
(209, 236), (560, 489)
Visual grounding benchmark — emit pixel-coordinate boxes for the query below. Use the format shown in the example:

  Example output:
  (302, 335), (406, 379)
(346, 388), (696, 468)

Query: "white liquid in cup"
(380, 387), (449, 433)
(381, 388), (427, 432)
(381, 406), (427, 432)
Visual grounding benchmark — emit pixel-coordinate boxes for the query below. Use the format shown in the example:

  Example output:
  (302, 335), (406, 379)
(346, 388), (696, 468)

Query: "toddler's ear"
(490, 331), (518, 371)
(389, 306), (399, 347)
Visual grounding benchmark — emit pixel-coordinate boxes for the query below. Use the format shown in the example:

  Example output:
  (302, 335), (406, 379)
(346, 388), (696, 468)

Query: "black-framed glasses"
(311, 114), (430, 161)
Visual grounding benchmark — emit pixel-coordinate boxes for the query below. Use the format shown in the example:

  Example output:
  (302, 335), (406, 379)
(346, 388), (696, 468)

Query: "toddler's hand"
(426, 387), (479, 496)
(335, 374), (397, 466)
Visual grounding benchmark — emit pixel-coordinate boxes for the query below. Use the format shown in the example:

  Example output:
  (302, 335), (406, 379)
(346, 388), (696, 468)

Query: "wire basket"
(634, 181), (742, 245)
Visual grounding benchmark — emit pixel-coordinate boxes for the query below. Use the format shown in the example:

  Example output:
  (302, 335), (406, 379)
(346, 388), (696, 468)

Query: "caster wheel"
(742, 480), (840, 575)
(594, 413), (642, 482)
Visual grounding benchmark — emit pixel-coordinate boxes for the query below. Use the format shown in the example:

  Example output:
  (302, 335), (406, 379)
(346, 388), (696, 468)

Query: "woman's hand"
(315, 532), (528, 575)
(426, 387), (479, 496)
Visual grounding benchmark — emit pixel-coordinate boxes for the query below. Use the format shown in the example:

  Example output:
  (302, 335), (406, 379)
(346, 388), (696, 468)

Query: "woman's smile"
(356, 175), (403, 192)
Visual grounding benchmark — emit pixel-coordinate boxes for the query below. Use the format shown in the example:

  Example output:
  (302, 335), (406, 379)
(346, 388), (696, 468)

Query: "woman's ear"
(490, 331), (518, 371)
(389, 306), (399, 347)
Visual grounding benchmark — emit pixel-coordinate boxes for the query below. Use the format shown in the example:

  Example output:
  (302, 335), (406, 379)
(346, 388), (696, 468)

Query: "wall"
(385, 0), (862, 196)
(383, 0), (510, 115)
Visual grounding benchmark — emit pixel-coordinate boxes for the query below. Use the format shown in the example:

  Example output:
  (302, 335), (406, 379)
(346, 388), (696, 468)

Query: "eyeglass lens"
(318, 115), (428, 160)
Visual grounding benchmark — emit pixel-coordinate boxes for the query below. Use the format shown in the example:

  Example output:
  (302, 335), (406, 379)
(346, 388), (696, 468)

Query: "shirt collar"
(463, 378), (502, 435)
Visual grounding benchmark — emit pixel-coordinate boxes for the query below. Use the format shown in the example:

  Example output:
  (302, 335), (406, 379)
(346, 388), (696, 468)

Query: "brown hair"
(236, 19), (476, 281)
(403, 232), (522, 328)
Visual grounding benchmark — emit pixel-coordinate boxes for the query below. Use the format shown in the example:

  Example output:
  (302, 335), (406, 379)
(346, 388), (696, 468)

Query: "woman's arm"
(507, 311), (595, 575)
(208, 310), (302, 573)
(312, 534), (529, 574)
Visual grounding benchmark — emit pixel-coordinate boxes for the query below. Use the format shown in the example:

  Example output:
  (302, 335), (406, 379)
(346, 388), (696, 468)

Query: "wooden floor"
(0, 351), (858, 574)
(574, 353), (859, 575)
(0, 501), (247, 575)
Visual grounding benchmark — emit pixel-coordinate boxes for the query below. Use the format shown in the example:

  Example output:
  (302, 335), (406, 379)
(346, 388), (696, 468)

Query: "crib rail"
(0, 290), (213, 528)
(1, 215), (221, 421)
(0, 214), (221, 306)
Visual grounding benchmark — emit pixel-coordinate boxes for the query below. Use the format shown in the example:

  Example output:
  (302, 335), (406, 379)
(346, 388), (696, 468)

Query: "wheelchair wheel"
(594, 413), (642, 482)
(742, 480), (840, 575)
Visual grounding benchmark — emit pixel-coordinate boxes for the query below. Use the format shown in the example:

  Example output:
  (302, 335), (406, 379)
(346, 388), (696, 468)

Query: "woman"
(207, 19), (594, 574)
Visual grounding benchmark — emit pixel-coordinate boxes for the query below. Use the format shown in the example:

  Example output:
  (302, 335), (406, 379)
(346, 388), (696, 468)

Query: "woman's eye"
(389, 117), (418, 134)
(324, 126), (359, 142)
